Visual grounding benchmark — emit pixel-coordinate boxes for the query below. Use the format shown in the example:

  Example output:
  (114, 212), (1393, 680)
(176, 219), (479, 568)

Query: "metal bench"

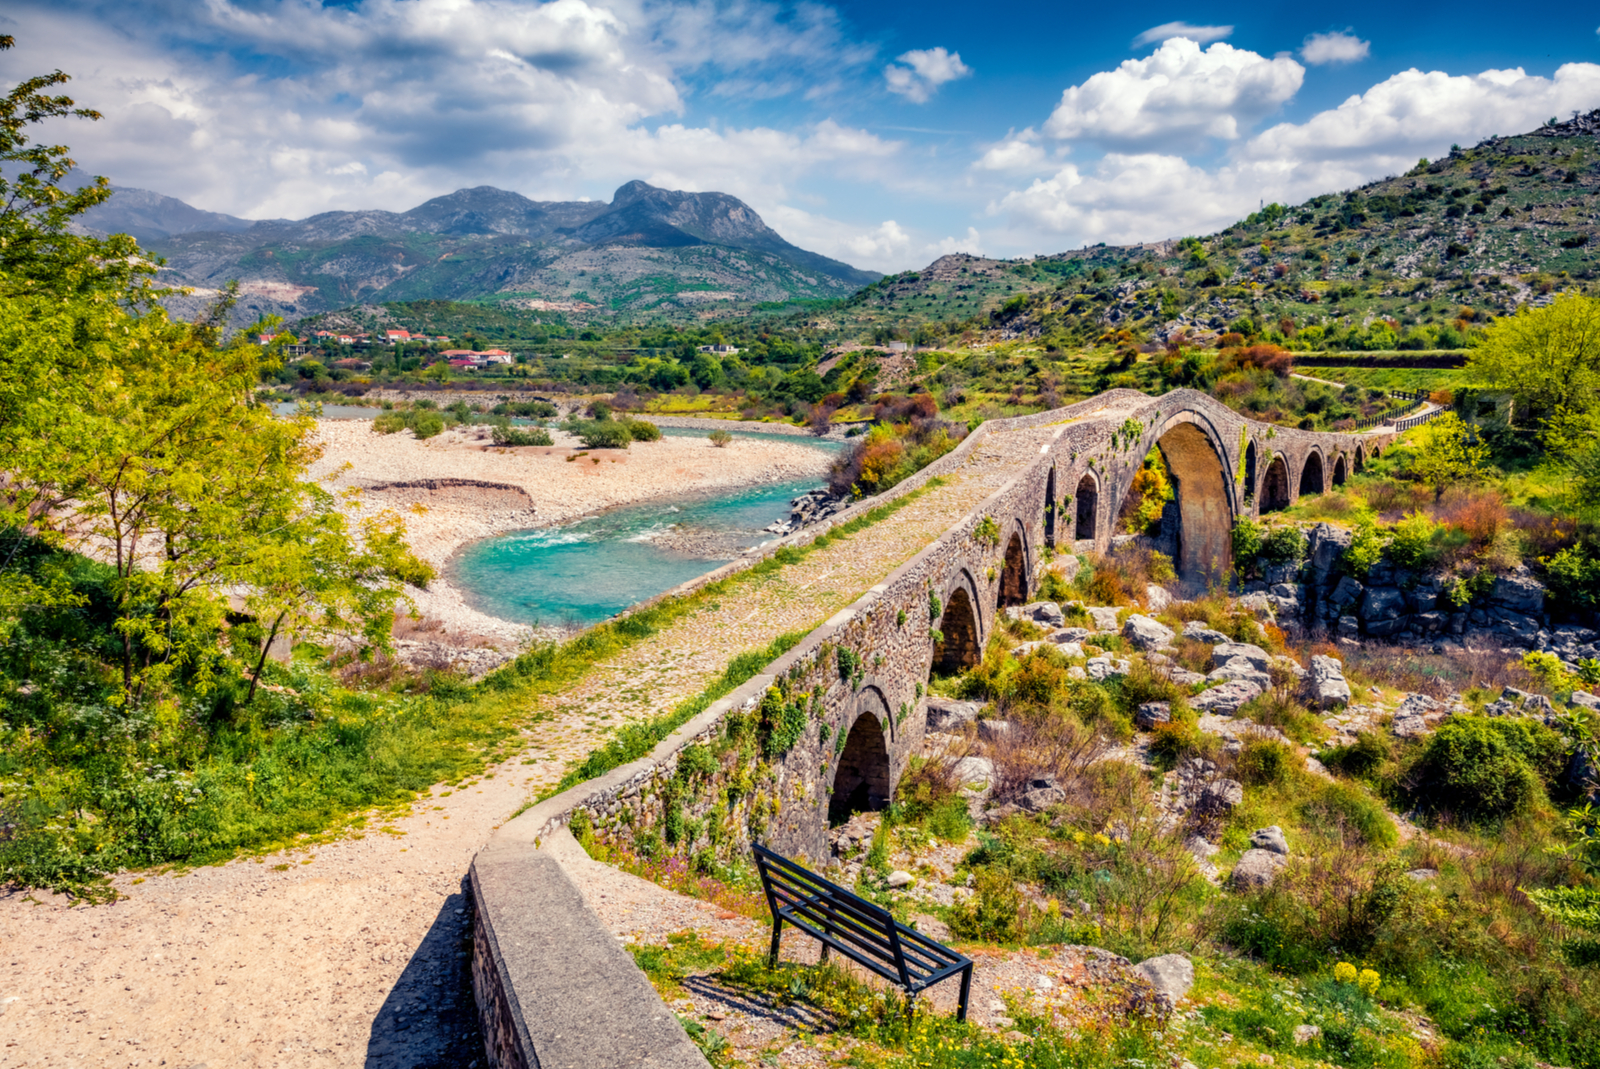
(752, 843), (974, 1021)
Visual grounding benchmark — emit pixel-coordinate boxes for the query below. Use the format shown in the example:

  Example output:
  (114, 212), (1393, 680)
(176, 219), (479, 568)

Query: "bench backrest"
(752, 843), (967, 989)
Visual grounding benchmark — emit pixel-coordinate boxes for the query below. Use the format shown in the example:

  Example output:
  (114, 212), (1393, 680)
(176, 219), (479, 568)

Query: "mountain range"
(76, 181), (879, 325)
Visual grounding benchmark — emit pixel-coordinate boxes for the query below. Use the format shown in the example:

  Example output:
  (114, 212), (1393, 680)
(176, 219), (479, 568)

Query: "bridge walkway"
(515, 419), (1065, 795)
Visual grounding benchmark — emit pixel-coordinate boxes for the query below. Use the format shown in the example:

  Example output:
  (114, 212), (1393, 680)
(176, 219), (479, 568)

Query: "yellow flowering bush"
(1358, 968), (1381, 997)
(1334, 961), (1358, 984)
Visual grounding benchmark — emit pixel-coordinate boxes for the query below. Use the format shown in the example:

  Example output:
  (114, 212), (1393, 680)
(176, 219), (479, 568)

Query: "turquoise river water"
(450, 427), (843, 627)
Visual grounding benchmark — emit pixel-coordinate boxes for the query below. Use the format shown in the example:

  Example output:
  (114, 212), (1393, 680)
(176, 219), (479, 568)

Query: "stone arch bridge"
(470, 389), (1398, 1068)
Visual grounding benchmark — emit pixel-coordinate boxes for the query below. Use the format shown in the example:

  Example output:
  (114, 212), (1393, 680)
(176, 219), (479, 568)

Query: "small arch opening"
(933, 585), (982, 673)
(1298, 452), (1325, 496)
(999, 530), (1029, 606)
(1332, 454), (1348, 487)
(1044, 467), (1058, 548)
(829, 712), (891, 824)
(1354, 446), (1366, 473)
(1261, 456), (1291, 512)
(1074, 473), (1098, 540)
(1244, 440), (1258, 500)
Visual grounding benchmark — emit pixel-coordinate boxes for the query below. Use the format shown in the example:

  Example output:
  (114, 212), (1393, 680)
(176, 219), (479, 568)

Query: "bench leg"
(956, 964), (973, 1023)
(767, 917), (783, 967)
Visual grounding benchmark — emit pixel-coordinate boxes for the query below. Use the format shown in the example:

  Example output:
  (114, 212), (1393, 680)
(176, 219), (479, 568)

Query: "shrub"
(576, 420), (634, 449)
(1302, 781), (1397, 847)
(491, 424), (553, 446)
(1234, 735), (1293, 786)
(1321, 730), (1393, 779)
(1386, 510), (1442, 570)
(1232, 518), (1263, 564)
(1546, 545), (1600, 610)
(1260, 525), (1308, 565)
(1409, 716), (1563, 822)
(621, 418), (662, 442)
(949, 864), (1023, 943)
(1341, 518), (1385, 578)
(708, 429), (733, 448)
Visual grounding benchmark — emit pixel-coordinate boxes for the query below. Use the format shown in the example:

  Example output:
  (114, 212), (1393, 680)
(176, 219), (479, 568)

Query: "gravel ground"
(0, 420), (1060, 1069)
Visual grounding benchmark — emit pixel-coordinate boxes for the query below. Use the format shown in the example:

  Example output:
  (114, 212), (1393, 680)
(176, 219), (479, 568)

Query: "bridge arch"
(1354, 445), (1366, 473)
(1243, 440), (1259, 501)
(1332, 454), (1348, 487)
(1073, 471), (1100, 542)
(1261, 455), (1291, 512)
(998, 522), (1031, 607)
(828, 688), (892, 823)
(933, 570), (984, 673)
(1136, 413), (1236, 584)
(1298, 449), (1326, 497)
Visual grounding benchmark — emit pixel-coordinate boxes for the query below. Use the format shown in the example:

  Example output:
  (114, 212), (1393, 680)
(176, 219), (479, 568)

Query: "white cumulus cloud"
(884, 47), (972, 104)
(1042, 38), (1304, 149)
(1301, 30), (1371, 66)
(974, 129), (1051, 172)
(1131, 21), (1232, 48)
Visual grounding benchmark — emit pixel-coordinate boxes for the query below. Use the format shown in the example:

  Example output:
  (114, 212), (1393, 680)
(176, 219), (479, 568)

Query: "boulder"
(1022, 601), (1066, 628)
(1020, 786), (1067, 812)
(1209, 657), (1271, 690)
(1337, 615), (1361, 637)
(1132, 954), (1194, 1005)
(1145, 585), (1173, 613)
(1182, 621), (1231, 644)
(1362, 586), (1407, 621)
(950, 756), (995, 789)
(1230, 848), (1287, 889)
(1123, 614), (1176, 650)
(1489, 571), (1546, 615)
(1052, 556), (1082, 583)
(1136, 702), (1172, 729)
(1191, 680), (1262, 715)
(1196, 778), (1244, 814)
(926, 698), (982, 732)
(1212, 642), (1272, 672)
(887, 870), (916, 889)
(1392, 714), (1430, 739)
(1250, 825), (1289, 856)
(1293, 1025), (1322, 1047)
(1086, 606), (1122, 632)
(1328, 575), (1365, 613)
(1052, 627), (1094, 644)
(1052, 641), (1085, 659)
(1235, 593), (1276, 619)
(1302, 655), (1351, 710)
(978, 720), (1013, 743)
(1086, 655), (1132, 681)
(1572, 690), (1600, 712)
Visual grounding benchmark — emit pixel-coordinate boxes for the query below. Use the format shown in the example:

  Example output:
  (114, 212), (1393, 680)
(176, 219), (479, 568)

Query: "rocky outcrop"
(1302, 655), (1351, 710)
(1123, 614), (1175, 650)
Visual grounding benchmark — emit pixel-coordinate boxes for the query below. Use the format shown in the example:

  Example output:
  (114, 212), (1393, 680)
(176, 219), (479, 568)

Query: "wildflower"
(1333, 962), (1358, 984)
(1358, 968), (1381, 997)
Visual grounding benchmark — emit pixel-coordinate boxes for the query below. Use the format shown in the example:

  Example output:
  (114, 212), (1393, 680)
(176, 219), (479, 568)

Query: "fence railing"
(1351, 389), (1434, 431)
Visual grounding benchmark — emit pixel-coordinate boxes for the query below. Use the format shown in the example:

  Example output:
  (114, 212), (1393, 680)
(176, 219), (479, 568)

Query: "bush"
(1386, 510), (1442, 570)
(372, 407), (444, 439)
(491, 424), (553, 446)
(1341, 518), (1385, 579)
(1320, 730), (1392, 779)
(576, 420), (634, 449)
(1546, 545), (1600, 610)
(949, 864), (1023, 943)
(1409, 716), (1564, 822)
(1232, 518), (1263, 563)
(1261, 525), (1308, 565)
(708, 429), (733, 448)
(1234, 735), (1293, 786)
(620, 418), (661, 442)
(1301, 781), (1397, 847)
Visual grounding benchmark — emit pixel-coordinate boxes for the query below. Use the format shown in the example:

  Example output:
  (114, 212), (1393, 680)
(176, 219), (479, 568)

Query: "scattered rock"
(1572, 691), (1600, 712)
(1392, 714), (1429, 739)
(1293, 1024), (1322, 1046)
(1235, 593), (1275, 619)
(1145, 585), (1173, 613)
(1020, 786), (1067, 812)
(950, 756), (994, 788)
(1302, 655), (1351, 710)
(1086, 655), (1132, 681)
(1182, 621), (1230, 644)
(926, 698), (981, 732)
(1212, 642), (1272, 672)
(1053, 627), (1094, 643)
(978, 720), (1013, 743)
(1191, 679), (1262, 715)
(1230, 848), (1287, 889)
(1209, 657), (1271, 690)
(1406, 868), (1439, 882)
(1123, 614), (1176, 650)
(1052, 641), (1085, 659)
(886, 870), (915, 889)
(1021, 601), (1066, 628)
(1196, 778), (1245, 815)
(1086, 606), (1122, 632)
(1250, 826), (1289, 856)
(1136, 702), (1172, 729)
(1132, 954), (1194, 1005)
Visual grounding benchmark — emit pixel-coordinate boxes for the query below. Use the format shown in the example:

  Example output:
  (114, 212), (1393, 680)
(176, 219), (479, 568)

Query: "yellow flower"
(1334, 961), (1358, 984)
(1358, 968), (1381, 997)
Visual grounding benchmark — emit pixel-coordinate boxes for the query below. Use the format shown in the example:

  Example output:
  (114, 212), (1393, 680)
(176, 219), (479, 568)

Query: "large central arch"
(933, 578), (983, 673)
(1074, 473), (1099, 541)
(828, 692), (892, 824)
(998, 527), (1029, 606)
(1149, 420), (1233, 584)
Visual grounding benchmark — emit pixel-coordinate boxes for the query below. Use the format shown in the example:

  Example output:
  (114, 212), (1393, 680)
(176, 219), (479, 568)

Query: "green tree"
(1407, 412), (1490, 499)
(1467, 291), (1600, 429)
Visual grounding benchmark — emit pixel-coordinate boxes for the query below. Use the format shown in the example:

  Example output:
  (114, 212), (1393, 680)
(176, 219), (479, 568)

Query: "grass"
(1298, 366), (1475, 392)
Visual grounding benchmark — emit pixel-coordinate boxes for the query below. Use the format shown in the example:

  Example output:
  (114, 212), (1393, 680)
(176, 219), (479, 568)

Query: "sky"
(5, 0), (1600, 273)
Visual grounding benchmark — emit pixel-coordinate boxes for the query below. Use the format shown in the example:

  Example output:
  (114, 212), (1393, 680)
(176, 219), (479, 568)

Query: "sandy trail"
(0, 422), (1054, 1069)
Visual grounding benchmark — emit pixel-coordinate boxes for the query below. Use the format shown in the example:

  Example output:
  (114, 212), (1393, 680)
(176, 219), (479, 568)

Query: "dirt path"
(0, 422), (1058, 1069)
